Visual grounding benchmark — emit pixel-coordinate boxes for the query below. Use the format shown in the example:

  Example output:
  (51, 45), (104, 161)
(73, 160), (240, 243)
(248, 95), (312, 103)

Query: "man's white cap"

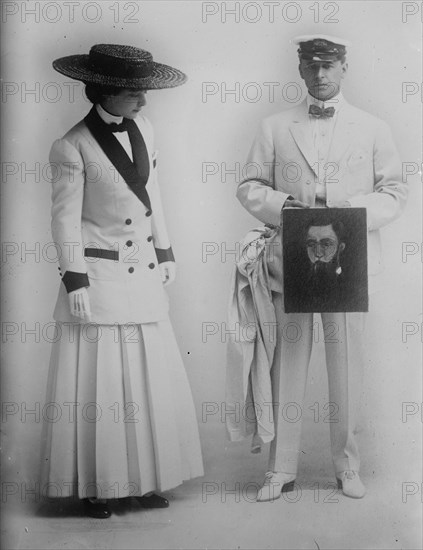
(293, 35), (351, 61)
(292, 35), (352, 47)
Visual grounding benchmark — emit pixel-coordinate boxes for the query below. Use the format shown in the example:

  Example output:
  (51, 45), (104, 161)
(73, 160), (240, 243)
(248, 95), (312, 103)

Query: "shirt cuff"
(155, 247), (175, 264)
(62, 271), (90, 293)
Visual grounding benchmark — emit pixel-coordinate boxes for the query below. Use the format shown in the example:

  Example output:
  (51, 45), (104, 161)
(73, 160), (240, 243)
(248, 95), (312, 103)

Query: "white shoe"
(256, 471), (296, 502)
(337, 470), (366, 499)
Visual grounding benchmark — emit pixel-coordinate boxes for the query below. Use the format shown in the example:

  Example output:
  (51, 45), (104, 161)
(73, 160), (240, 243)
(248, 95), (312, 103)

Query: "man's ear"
(298, 63), (304, 80)
(341, 62), (348, 79)
(339, 242), (346, 253)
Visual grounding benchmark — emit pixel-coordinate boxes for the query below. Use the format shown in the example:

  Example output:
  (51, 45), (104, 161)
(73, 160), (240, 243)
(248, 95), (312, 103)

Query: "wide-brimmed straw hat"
(52, 44), (187, 89)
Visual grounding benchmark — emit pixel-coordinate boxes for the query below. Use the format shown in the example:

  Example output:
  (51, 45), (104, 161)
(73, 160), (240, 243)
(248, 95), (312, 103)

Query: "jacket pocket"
(346, 150), (368, 171)
(85, 248), (119, 280)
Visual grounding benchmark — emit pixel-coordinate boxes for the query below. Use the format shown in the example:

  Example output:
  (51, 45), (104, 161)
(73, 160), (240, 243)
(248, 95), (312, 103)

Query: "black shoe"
(82, 498), (111, 518)
(136, 493), (169, 508)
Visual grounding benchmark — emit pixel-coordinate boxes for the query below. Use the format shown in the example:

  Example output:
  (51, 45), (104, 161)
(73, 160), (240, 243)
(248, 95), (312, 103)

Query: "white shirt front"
(96, 103), (133, 161)
(306, 92), (345, 202)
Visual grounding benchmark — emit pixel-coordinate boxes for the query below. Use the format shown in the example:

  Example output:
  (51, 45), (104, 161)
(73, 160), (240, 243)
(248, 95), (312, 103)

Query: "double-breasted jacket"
(50, 108), (174, 324)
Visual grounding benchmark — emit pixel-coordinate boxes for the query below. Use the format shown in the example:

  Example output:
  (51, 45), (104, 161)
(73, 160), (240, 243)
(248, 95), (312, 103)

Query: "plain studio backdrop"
(1, 1), (421, 548)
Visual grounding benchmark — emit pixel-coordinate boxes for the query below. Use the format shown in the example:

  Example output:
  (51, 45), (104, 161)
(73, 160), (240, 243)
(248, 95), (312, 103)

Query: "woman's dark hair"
(84, 83), (123, 104)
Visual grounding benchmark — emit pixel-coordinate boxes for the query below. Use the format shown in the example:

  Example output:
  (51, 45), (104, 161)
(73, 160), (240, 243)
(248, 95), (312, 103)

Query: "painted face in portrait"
(303, 224), (346, 298)
(306, 224), (344, 265)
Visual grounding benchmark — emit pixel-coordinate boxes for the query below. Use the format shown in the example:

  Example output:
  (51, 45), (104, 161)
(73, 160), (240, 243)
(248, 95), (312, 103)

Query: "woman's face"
(101, 89), (147, 118)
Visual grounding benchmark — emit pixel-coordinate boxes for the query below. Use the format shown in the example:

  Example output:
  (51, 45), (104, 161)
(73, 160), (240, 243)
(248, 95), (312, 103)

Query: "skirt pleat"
(40, 320), (204, 499)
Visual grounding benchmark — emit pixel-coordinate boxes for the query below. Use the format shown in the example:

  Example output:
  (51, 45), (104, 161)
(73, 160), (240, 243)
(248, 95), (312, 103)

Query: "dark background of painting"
(283, 207), (368, 312)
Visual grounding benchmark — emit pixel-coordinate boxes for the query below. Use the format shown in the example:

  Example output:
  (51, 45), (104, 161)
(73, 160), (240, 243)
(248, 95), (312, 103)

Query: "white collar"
(96, 103), (123, 124)
(306, 91), (345, 113)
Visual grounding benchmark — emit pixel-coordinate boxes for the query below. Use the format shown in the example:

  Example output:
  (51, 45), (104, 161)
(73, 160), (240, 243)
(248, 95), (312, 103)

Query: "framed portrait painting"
(282, 208), (368, 313)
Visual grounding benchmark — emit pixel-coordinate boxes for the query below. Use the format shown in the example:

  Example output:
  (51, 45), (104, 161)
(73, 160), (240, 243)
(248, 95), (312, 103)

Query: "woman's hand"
(68, 287), (92, 322)
(159, 261), (176, 286)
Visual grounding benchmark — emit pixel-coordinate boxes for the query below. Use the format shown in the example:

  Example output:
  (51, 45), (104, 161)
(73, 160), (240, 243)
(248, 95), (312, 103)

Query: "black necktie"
(108, 119), (129, 132)
(308, 104), (335, 119)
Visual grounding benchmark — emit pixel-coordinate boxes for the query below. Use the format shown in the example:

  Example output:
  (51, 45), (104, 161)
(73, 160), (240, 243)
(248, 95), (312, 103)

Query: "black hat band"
(299, 51), (344, 61)
(89, 50), (154, 78)
(297, 40), (346, 61)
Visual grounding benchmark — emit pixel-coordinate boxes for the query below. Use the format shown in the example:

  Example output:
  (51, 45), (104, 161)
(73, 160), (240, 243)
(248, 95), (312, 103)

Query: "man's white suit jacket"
(237, 98), (408, 290)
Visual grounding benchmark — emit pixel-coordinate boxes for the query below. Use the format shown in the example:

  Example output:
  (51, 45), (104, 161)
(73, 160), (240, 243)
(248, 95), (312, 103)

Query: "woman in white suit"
(40, 44), (203, 518)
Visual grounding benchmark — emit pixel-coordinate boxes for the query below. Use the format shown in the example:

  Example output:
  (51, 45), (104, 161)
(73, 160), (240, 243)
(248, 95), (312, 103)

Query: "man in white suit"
(236, 35), (407, 500)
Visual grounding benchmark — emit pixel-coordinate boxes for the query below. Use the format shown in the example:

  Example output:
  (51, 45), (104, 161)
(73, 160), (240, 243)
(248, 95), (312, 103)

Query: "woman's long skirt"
(40, 320), (204, 499)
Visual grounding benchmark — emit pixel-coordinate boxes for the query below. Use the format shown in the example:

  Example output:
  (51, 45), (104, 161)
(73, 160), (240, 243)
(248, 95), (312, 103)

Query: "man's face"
(306, 224), (343, 264)
(101, 89), (147, 119)
(299, 59), (347, 101)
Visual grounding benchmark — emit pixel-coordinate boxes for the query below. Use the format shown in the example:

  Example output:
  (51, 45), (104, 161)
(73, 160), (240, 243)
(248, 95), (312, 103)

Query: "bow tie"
(108, 119), (129, 133)
(308, 104), (335, 119)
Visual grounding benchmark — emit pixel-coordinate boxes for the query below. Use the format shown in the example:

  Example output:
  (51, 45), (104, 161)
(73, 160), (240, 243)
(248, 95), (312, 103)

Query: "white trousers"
(268, 292), (365, 475)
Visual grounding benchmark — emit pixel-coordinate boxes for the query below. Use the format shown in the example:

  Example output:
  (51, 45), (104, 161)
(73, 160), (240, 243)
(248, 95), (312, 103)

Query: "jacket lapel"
(84, 107), (151, 210)
(289, 102), (318, 176)
(289, 100), (356, 175)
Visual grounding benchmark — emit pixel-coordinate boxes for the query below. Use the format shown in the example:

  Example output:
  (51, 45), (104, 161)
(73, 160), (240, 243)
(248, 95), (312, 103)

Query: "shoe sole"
(83, 507), (111, 518)
(336, 478), (366, 499)
(256, 480), (296, 502)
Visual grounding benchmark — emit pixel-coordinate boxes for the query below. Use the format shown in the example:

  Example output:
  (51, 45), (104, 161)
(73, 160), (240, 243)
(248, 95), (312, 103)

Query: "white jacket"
(237, 99), (408, 279)
(50, 109), (173, 324)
